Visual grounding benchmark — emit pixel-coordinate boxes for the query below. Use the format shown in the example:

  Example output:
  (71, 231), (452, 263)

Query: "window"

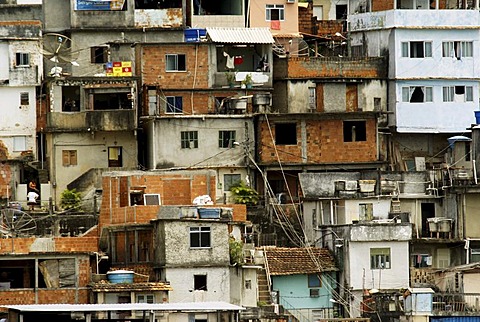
(275, 123), (297, 145)
(190, 227), (211, 248)
(13, 136), (26, 152)
(313, 5), (323, 20)
(166, 54), (186, 71)
(443, 86), (473, 102)
(148, 89), (157, 115)
(15, 53), (30, 66)
(137, 294), (154, 303)
(20, 92), (29, 106)
(90, 46), (108, 64)
(194, 274), (207, 290)
(442, 41), (473, 59)
(402, 86), (433, 103)
(245, 279), (252, 289)
(224, 174), (241, 191)
(108, 147), (122, 167)
(166, 96), (183, 113)
(181, 131), (198, 149)
(411, 254), (431, 268)
(62, 150), (77, 166)
(308, 273), (322, 288)
(219, 130), (236, 148)
(359, 203), (373, 221)
(266, 4), (285, 21)
(144, 194), (161, 205)
(401, 41), (432, 58)
(308, 87), (316, 110)
(370, 248), (391, 269)
(466, 142), (471, 162)
(343, 120), (366, 142)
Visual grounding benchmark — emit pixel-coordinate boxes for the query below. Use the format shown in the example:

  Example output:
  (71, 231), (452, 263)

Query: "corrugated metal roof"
(206, 27), (274, 44)
(3, 302), (245, 312)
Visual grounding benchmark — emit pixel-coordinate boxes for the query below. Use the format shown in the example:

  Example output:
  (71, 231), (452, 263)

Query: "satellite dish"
(0, 208), (36, 238)
(42, 33), (79, 65)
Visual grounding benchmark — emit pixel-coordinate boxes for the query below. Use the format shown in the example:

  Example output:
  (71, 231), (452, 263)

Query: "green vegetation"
(229, 237), (244, 265)
(230, 181), (259, 206)
(60, 188), (82, 210)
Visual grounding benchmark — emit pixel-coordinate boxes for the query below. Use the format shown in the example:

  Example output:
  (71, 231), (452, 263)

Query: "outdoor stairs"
(257, 267), (271, 304)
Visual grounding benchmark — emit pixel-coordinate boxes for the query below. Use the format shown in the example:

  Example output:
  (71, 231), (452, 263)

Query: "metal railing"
(433, 293), (480, 314)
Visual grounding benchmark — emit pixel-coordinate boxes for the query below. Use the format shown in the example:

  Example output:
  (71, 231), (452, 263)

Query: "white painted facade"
(348, 240), (410, 290)
(339, 198), (391, 223)
(349, 10), (480, 133)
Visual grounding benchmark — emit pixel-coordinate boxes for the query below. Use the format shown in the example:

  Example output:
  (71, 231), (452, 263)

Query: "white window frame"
(443, 85), (473, 102)
(370, 248), (391, 269)
(143, 193), (161, 205)
(308, 87), (316, 110)
(401, 86), (433, 103)
(15, 53), (30, 67)
(165, 54), (186, 72)
(137, 294), (155, 303)
(442, 41), (473, 59)
(401, 41), (432, 58)
(266, 4), (285, 21)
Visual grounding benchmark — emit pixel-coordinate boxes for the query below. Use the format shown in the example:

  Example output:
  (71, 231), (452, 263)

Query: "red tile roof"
(263, 247), (337, 275)
(90, 281), (173, 292)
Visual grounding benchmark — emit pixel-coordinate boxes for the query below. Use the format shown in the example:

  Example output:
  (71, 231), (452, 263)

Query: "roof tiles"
(264, 247), (337, 275)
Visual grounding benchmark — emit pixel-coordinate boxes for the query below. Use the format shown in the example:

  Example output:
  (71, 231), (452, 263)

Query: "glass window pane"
(402, 87), (410, 102)
(401, 43), (408, 57)
(425, 87), (433, 102)
(424, 42), (432, 57)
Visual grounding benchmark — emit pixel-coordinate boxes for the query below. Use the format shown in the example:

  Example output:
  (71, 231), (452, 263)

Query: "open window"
(90, 88), (132, 110)
(194, 0), (242, 15)
(343, 120), (366, 142)
(108, 147), (123, 167)
(402, 86), (433, 103)
(275, 123), (297, 145)
(194, 274), (207, 291)
(62, 86), (80, 112)
(135, 0), (181, 9)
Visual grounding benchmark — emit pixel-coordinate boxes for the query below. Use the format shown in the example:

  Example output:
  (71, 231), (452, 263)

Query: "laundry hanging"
(223, 52), (234, 69)
(234, 56), (243, 65)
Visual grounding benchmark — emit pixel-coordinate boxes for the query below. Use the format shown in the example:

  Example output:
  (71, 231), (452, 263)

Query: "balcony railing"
(433, 293), (480, 315)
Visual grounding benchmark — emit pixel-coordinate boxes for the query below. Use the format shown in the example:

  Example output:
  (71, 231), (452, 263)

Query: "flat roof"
(3, 302), (245, 313)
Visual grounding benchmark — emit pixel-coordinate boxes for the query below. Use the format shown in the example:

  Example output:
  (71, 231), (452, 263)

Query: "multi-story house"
(0, 6), (43, 203)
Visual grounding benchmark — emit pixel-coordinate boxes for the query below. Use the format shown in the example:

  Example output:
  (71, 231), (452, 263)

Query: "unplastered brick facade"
(258, 118), (377, 164)
(0, 237), (98, 255)
(139, 44), (209, 89)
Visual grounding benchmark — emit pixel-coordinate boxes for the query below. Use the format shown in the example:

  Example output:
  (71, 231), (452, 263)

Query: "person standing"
(27, 190), (39, 211)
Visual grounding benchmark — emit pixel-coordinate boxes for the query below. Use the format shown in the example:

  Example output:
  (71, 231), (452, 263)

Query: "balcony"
(46, 109), (136, 132)
(432, 293), (480, 315)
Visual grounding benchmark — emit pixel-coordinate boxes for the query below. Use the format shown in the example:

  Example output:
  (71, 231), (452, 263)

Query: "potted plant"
(225, 71), (236, 88)
(242, 73), (253, 89)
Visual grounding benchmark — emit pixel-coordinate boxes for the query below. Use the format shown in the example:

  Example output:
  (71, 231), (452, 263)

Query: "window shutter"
(62, 150), (70, 166)
(70, 151), (77, 165)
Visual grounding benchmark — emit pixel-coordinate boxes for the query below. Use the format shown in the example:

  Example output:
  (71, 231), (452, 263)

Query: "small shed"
(404, 287), (434, 315)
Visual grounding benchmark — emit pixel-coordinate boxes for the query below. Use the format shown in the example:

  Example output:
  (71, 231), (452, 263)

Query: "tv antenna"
(0, 208), (37, 252)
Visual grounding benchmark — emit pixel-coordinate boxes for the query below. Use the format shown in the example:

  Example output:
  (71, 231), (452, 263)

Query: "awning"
(206, 27), (274, 44)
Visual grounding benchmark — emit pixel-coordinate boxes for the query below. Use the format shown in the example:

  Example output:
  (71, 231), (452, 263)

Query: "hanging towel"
(234, 56), (244, 65)
(223, 52), (234, 69)
(271, 20), (280, 30)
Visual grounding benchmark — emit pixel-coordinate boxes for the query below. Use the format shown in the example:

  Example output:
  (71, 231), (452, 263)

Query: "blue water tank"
(184, 28), (207, 42)
(107, 270), (134, 284)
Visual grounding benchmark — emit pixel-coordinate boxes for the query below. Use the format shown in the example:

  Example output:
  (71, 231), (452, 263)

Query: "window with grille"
(20, 92), (29, 106)
(181, 131), (198, 149)
(224, 174), (241, 191)
(166, 54), (186, 71)
(218, 130), (236, 148)
(370, 248), (391, 269)
(137, 294), (154, 303)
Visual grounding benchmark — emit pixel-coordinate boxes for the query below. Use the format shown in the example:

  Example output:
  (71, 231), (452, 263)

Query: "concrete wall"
(165, 267), (231, 303)
(48, 131), (137, 204)
(158, 220), (230, 266)
(149, 117), (253, 169)
(342, 198), (391, 223)
(348, 240), (410, 290)
(465, 193), (480, 238)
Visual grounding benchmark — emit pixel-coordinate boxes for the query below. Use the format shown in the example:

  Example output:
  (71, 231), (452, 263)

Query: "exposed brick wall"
(258, 118), (377, 164)
(286, 57), (387, 79)
(298, 2), (313, 34)
(140, 44), (209, 89)
(0, 237), (98, 255)
(316, 20), (344, 38)
(372, 0), (395, 11)
(37, 289), (89, 304)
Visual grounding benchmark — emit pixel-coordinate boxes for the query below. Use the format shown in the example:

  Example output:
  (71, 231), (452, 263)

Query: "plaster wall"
(165, 267), (231, 303)
(161, 220), (230, 266)
(0, 87), (36, 157)
(464, 193), (480, 238)
(342, 198), (391, 223)
(348, 241), (410, 290)
(287, 80), (316, 113)
(323, 83), (346, 112)
(249, 0), (299, 35)
(48, 131), (137, 203)
(229, 267), (258, 307)
(150, 118), (253, 169)
(8, 40), (42, 86)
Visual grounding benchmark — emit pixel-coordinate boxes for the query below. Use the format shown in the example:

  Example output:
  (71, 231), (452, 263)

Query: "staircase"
(257, 267), (271, 304)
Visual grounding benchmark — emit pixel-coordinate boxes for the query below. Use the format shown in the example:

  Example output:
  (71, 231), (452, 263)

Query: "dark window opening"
(135, 0), (181, 9)
(194, 0), (242, 15)
(190, 226), (211, 248)
(194, 274), (207, 291)
(112, 229), (153, 265)
(343, 121), (366, 142)
(108, 147), (122, 167)
(62, 86), (80, 112)
(466, 142), (471, 161)
(308, 273), (322, 288)
(93, 92), (131, 110)
(166, 96), (183, 113)
(455, 86), (465, 95)
(219, 130), (236, 148)
(336, 4), (347, 20)
(130, 187), (145, 206)
(166, 54), (186, 72)
(90, 47), (108, 64)
(0, 260), (37, 289)
(275, 123), (297, 145)
(410, 42), (424, 58)
(20, 92), (29, 106)
(410, 87), (424, 103)
(15, 53), (30, 66)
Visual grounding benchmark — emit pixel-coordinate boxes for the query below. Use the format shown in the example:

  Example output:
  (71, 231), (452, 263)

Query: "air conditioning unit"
(310, 289), (319, 297)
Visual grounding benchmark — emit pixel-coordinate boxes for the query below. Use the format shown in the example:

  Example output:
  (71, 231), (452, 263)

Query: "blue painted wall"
(271, 272), (336, 309)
